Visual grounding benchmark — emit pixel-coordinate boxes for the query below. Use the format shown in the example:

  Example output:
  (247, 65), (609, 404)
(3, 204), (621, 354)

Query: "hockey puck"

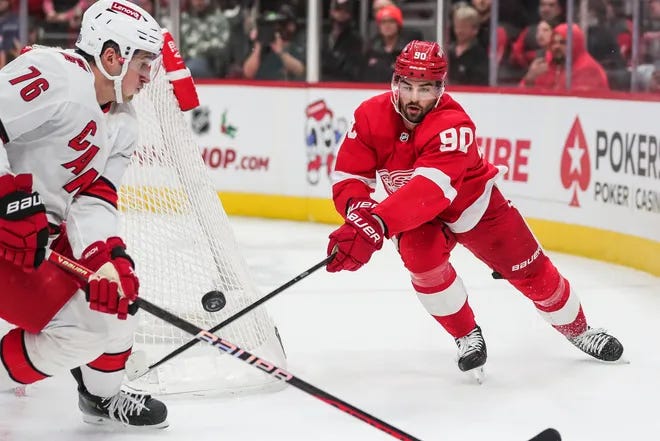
(201, 290), (226, 312)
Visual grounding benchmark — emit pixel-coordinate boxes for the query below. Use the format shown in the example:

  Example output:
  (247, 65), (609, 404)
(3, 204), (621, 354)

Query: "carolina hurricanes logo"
(560, 117), (591, 207)
(378, 169), (414, 194)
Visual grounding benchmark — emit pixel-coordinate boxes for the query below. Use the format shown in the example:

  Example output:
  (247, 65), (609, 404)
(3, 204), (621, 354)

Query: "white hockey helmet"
(76, 0), (163, 103)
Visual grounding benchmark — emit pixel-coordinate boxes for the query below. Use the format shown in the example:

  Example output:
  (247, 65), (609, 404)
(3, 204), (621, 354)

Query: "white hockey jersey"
(0, 47), (138, 258)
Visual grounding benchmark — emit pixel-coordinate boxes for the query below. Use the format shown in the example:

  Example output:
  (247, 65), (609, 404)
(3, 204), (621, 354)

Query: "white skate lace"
(456, 328), (484, 358)
(571, 328), (610, 355)
(104, 391), (149, 425)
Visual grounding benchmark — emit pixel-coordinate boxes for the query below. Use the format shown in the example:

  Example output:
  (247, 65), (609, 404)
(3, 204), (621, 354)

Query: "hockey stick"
(47, 251), (421, 441)
(143, 253), (335, 375)
(528, 428), (561, 441)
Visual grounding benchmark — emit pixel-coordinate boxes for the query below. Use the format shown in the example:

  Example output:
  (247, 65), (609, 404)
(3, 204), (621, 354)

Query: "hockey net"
(119, 71), (286, 395)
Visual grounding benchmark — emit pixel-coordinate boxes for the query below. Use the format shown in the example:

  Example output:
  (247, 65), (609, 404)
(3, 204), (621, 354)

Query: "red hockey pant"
(397, 187), (587, 339)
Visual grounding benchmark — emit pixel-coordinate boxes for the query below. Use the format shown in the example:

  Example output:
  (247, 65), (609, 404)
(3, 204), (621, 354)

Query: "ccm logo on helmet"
(111, 2), (142, 20)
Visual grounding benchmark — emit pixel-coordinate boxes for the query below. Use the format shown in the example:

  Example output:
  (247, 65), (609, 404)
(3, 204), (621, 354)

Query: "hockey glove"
(327, 207), (386, 273)
(162, 28), (200, 111)
(344, 197), (378, 217)
(79, 237), (139, 320)
(0, 174), (49, 271)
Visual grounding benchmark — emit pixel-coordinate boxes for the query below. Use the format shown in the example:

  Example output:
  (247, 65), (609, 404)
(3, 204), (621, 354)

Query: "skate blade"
(611, 355), (631, 365)
(464, 366), (485, 384)
(82, 414), (169, 430)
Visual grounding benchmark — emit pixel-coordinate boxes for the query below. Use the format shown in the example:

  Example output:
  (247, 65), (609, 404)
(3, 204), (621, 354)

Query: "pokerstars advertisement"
(457, 93), (658, 242)
(192, 84), (658, 243)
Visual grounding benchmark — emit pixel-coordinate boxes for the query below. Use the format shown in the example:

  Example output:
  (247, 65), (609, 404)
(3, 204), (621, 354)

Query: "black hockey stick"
(145, 253), (335, 373)
(48, 251), (421, 441)
(528, 428), (561, 441)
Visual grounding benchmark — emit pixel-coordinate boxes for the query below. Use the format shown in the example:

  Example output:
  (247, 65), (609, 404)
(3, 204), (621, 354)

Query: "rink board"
(187, 83), (659, 275)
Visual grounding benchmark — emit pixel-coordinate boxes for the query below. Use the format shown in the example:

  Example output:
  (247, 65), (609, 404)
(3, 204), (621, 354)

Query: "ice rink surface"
(0, 217), (658, 441)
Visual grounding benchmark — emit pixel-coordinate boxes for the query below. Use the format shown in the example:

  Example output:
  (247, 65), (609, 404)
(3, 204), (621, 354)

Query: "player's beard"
(402, 101), (431, 123)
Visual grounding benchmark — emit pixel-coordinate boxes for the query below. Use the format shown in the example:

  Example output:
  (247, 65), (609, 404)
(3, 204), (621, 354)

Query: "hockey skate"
(455, 325), (487, 383)
(78, 385), (169, 429)
(568, 327), (624, 362)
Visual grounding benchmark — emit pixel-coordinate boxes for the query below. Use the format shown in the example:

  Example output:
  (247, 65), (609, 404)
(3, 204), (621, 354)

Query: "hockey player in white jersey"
(0, 0), (167, 428)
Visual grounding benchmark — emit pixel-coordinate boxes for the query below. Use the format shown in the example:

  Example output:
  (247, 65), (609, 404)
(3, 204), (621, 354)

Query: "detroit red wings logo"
(378, 169), (414, 194)
(560, 117), (591, 207)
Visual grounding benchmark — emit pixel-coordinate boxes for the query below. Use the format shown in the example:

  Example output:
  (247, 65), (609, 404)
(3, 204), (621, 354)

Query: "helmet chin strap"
(93, 53), (131, 104)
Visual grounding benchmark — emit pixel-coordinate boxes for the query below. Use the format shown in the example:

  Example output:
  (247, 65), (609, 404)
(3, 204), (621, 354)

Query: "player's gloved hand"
(79, 237), (139, 320)
(327, 205), (386, 273)
(344, 197), (378, 217)
(0, 174), (49, 272)
(161, 28), (200, 111)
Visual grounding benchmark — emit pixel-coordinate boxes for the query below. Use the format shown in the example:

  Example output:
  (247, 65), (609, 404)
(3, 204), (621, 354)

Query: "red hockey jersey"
(331, 92), (504, 236)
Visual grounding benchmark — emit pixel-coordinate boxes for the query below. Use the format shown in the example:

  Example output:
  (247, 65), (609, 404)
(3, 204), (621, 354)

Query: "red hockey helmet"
(394, 40), (448, 82)
(391, 41), (447, 122)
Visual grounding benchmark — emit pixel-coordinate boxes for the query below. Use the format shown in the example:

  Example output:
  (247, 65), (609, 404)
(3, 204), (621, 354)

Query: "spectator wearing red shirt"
(510, 0), (564, 70)
(521, 23), (609, 92)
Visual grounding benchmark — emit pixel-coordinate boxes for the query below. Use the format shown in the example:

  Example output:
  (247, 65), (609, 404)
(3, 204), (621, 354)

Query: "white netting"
(121, 72), (286, 395)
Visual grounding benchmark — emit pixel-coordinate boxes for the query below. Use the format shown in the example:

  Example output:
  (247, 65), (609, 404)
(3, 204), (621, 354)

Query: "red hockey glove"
(161, 28), (200, 111)
(0, 174), (49, 272)
(344, 197), (378, 217)
(79, 237), (139, 320)
(327, 207), (386, 272)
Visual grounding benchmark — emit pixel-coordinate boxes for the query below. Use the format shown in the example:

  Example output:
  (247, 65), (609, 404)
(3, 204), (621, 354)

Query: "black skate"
(455, 325), (487, 383)
(78, 386), (169, 429)
(568, 327), (624, 362)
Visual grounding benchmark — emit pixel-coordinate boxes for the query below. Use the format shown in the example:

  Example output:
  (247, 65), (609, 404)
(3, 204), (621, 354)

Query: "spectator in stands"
(243, 4), (306, 81)
(586, 0), (627, 89)
(361, 4), (411, 82)
(497, 0), (530, 39)
(371, 1), (424, 42)
(510, 0), (564, 71)
(0, 0), (19, 69)
(168, 0), (232, 78)
(534, 19), (553, 58)
(468, 0), (509, 64)
(41, 0), (89, 47)
(606, 0), (633, 65)
(217, 0), (254, 78)
(586, 0), (626, 69)
(521, 23), (609, 91)
(642, 0), (660, 64)
(321, 0), (363, 81)
(448, 4), (488, 85)
(512, 19), (552, 87)
(372, 0), (395, 17)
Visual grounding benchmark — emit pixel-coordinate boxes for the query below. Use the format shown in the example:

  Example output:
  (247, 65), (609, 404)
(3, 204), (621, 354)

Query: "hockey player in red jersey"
(0, 0), (168, 428)
(326, 40), (623, 379)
